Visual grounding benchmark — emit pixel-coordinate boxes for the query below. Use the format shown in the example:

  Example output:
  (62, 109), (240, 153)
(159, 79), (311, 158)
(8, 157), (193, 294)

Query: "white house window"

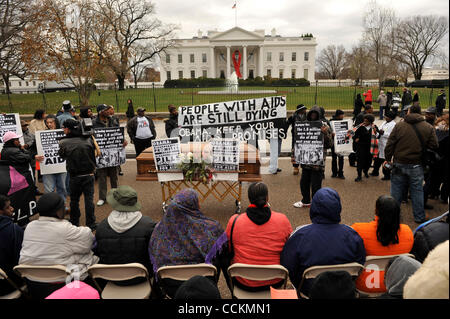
(18, 81), (22, 87)
(291, 69), (296, 78)
(267, 69), (271, 77)
(292, 52), (296, 62)
(266, 52), (272, 62)
(279, 52), (284, 62)
(190, 54), (195, 63)
(166, 54), (171, 63)
(202, 53), (207, 63)
(167, 71), (171, 81)
(190, 70), (195, 78)
(304, 52), (309, 61)
(33, 81), (36, 86)
(202, 70), (207, 78)
(178, 54), (183, 63)
(304, 68), (309, 79)
(178, 70), (183, 79)
(279, 69), (284, 79)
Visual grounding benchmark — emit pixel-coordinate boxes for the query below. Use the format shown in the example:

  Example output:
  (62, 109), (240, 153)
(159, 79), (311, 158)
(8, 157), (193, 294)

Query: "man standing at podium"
(127, 107), (157, 157)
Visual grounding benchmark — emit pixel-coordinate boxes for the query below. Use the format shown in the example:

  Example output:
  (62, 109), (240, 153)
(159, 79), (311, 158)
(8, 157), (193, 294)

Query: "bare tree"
(393, 15), (448, 80)
(317, 45), (347, 79)
(347, 44), (373, 85)
(22, 0), (104, 106)
(363, 0), (396, 86)
(129, 44), (151, 88)
(93, 0), (176, 90)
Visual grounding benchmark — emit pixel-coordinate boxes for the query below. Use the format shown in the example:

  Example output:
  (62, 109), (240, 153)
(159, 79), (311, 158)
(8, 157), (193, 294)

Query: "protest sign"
(331, 119), (353, 156)
(36, 129), (67, 175)
(94, 127), (126, 168)
(177, 96), (287, 142)
(152, 138), (181, 172)
(0, 113), (24, 151)
(294, 121), (324, 166)
(210, 139), (240, 171)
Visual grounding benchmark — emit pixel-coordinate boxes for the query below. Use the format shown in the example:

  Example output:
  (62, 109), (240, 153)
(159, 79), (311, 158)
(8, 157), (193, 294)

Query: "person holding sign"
(287, 104), (307, 175)
(127, 107), (157, 157)
(371, 111), (396, 180)
(93, 104), (127, 207)
(293, 106), (332, 208)
(329, 110), (346, 179)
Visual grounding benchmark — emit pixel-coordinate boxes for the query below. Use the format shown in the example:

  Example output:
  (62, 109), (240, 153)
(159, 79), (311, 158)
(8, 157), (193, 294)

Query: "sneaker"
(293, 201), (311, 208)
(118, 171), (124, 176)
(338, 174), (345, 179)
(96, 199), (105, 206)
(277, 168), (282, 172)
(364, 172), (370, 178)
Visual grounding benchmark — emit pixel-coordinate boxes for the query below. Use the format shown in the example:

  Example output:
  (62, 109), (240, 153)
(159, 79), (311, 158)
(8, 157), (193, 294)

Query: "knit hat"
(174, 276), (221, 299)
(36, 193), (65, 218)
(309, 271), (356, 299)
(1, 131), (22, 143)
(97, 104), (112, 114)
(385, 255), (421, 297)
(106, 186), (142, 212)
(296, 104), (307, 111)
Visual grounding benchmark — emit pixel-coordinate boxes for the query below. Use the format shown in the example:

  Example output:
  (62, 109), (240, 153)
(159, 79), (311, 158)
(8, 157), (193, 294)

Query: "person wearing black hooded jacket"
(287, 104), (307, 175)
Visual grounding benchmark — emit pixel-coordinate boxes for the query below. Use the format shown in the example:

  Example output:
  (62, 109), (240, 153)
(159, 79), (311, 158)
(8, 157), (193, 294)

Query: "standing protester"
(165, 104), (179, 139)
(329, 110), (345, 179)
(353, 94), (364, 121)
(28, 110), (47, 134)
(79, 107), (94, 119)
(354, 104), (374, 126)
(293, 106), (332, 208)
(56, 100), (76, 127)
(384, 104), (438, 224)
(376, 90), (388, 120)
(386, 90), (393, 114)
(400, 87), (413, 118)
(429, 115), (449, 203)
(424, 106), (437, 126)
(126, 107), (157, 157)
(435, 89), (446, 117)
(391, 92), (402, 118)
(126, 99), (135, 121)
(371, 111), (396, 180)
(108, 105), (124, 176)
(21, 120), (42, 196)
(36, 115), (68, 213)
(0, 195), (24, 296)
(349, 114), (378, 182)
(363, 89), (373, 105)
(93, 104), (119, 207)
(413, 90), (419, 104)
(287, 104), (307, 175)
(58, 119), (98, 231)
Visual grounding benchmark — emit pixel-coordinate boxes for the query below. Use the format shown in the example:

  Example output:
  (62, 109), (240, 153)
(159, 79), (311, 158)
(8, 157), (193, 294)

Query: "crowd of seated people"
(0, 182), (448, 300)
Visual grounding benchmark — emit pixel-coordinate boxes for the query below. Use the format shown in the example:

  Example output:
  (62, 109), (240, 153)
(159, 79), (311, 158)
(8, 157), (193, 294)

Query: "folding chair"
(87, 263), (152, 299)
(13, 264), (70, 299)
(357, 253), (415, 298)
(0, 268), (26, 299)
(156, 263), (218, 299)
(298, 262), (364, 299)
(227, 263), (289, 299)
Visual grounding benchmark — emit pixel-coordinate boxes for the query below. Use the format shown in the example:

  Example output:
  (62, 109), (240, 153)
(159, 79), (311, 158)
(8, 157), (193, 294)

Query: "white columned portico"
(226, 46), (231, 78)
(209, 46), (215, 78)
(243, 45), (247, 79)
(258, 45), (264, 77)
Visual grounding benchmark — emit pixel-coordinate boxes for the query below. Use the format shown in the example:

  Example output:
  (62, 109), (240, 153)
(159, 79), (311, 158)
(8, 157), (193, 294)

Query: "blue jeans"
(390, 163), (425, 222)
(42, 173), (67, 203)
(379, 105), (384, 120)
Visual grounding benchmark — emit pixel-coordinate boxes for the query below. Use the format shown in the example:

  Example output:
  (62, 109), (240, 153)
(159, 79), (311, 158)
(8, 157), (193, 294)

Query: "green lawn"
(1, 86), (448, 114)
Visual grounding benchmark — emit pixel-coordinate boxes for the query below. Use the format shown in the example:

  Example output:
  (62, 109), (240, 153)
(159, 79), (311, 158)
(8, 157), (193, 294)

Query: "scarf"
(149, 189), (227, 276)
(107, 210), (142, 234)
(246, 204), (272, 225)
(346, 123), (379, 158)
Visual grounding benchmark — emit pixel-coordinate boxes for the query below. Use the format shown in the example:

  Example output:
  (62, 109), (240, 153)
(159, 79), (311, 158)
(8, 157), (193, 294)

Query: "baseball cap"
(137, 107), (146, 112)
(2, 131), (22, 143)
(97, 104), (112, 113)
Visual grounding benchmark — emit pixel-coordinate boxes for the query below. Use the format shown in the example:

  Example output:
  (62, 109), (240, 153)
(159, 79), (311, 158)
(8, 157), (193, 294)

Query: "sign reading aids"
(331, 119), (353, 156)
(36, 129), (66, 175)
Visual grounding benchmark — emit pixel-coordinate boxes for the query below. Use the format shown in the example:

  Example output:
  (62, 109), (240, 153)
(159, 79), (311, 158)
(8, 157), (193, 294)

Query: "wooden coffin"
(136, 142), (261, 182)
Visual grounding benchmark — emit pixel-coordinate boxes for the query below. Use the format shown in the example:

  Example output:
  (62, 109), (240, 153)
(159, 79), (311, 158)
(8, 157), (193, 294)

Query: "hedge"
(164, 77), (310, 88)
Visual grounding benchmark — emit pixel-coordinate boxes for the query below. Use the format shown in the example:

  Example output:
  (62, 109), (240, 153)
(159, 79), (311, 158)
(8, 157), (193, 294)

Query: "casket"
(136, 142), (261, 182)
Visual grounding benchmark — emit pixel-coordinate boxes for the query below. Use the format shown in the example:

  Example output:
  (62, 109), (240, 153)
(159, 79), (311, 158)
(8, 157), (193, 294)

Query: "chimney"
(198, 30), (202, 38)
(271, 28), (276, 37)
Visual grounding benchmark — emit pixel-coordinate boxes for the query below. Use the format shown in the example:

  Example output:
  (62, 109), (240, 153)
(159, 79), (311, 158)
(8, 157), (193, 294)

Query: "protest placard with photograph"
(331, 119), (353, 156)
(177, 96), (287, 142)
(210, 139), (240, 171)
(94, 127), (126, 168)
(0, 113), (24, 150)
(152, 138), (181, 172)
(294, 121), (324, 166)
(35, 129), (67, 175)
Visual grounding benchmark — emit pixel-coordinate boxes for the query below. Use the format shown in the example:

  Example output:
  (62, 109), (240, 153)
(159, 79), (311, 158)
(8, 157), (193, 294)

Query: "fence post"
(191, 85), (194, 106)
(314, 80), (318, 105)
(429, 86), (434, 106)
(152, 83), (157, 112)
(353, 82), (357, 109)
(41, 90), (48, 112)
(114, 83), (119, 112)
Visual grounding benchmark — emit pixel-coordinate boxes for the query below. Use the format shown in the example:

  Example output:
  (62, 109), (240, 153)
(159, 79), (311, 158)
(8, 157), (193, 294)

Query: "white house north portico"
(159, 27), (317, 83)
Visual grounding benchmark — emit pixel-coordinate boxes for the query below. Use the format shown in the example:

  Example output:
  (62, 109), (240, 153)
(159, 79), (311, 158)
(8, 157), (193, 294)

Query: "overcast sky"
(153, 0), (449, 64)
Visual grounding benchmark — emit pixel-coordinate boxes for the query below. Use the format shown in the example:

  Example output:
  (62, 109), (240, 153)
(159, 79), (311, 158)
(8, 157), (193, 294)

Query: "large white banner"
(178, 96), (287, 142)
(331, 120), (353, 156)
(0, 113), (24, 151)
(35, 129), (67, 175)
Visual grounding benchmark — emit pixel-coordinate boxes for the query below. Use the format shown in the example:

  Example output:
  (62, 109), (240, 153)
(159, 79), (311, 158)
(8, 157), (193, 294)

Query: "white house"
(159, 27), (317, 83)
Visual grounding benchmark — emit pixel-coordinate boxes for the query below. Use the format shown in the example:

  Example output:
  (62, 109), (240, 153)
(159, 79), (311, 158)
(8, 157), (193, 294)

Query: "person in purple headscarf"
(149, 188), (227, 298)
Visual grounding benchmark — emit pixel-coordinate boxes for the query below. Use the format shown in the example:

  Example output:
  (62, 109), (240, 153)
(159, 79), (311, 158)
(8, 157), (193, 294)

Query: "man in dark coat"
(435, 90), (446, 117)
(165, 104), (179, 139)
(0, 195), (24, 296)
(281, 188), (366, 298)
(286, 104), (307, 175)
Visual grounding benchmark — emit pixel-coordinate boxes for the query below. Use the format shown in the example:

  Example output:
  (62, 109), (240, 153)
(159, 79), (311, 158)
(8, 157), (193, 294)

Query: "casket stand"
(136, 142), (262, 213)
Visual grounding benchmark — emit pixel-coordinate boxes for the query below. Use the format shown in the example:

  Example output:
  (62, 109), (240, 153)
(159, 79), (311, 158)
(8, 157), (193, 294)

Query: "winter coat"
(435, 93), (446, 111)
(58, 135), (96, 177)
(0, 145), (33, 174)
(377, 120), (396, 159)
(280, 188), (366, 296)
(376, 93), (387, 107)
(403, 240), (449, 299)
(165, 113), (179, 139)
(401, 90), (412, 107)
(92, 115), (120, 129)
(287, 110), (307, 148)
(411, 219), (449, 263)
(384, 113), (438, 165)
(56, 112), (75, 127)
(95, 213), (156, 276)
(28, 119), (47, 134)
(19, 217), (99, 281)
(126, 115), (157, 142)
(0, 215), (24, 295)
(353, 95), (364, 117)
(363, 90), (372, 103)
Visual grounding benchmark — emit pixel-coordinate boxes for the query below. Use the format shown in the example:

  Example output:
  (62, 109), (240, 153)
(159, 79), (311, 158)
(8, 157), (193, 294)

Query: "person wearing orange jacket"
(363, 89), (373, 105)
(351, 195), (414, 294)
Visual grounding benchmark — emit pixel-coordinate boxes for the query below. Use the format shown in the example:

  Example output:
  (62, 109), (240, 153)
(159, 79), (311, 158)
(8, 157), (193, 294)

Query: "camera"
(383, 162), (393, 170)
(80, 118), (94, 136)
